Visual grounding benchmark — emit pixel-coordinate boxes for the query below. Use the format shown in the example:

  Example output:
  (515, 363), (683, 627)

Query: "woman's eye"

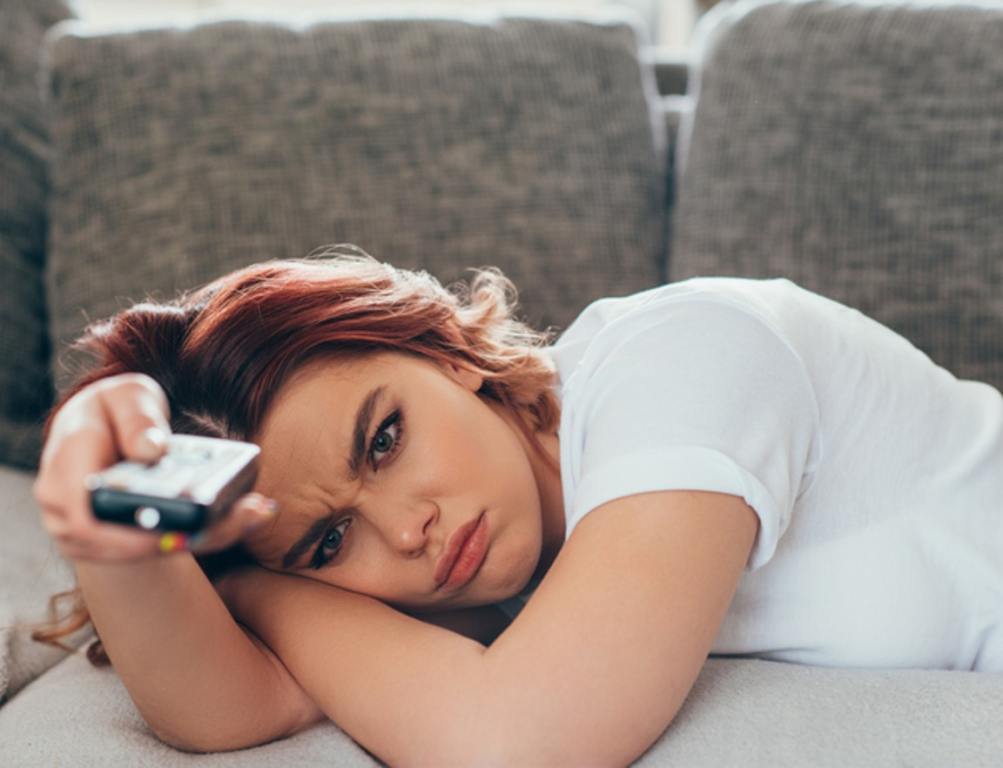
(313, 518), (352, 568)
(369, 409), (404, 469)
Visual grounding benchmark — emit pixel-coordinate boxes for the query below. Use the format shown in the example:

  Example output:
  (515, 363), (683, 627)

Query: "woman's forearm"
(226, 568), (490, 767)
(75, 555), (317, 751)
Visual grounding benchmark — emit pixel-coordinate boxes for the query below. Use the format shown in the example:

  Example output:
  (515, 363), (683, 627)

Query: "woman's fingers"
(97, 374), (172, 465)
(40, 435), (184, 561)
(34, 374), (177, 562)
(35, 372), (277, 563)
(186, 494), (278, 555)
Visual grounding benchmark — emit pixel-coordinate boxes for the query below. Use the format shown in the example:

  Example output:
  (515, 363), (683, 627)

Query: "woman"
(31, 244), (1003, 764)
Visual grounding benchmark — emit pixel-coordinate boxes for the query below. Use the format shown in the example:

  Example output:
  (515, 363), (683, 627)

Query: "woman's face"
(242, 351), (556, 613)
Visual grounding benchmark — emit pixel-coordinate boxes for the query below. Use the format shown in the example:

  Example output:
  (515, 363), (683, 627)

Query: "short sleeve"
(566, 298), (822, 571)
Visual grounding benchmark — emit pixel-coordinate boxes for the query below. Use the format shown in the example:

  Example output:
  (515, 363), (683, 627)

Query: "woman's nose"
(389, 501), (438, 556)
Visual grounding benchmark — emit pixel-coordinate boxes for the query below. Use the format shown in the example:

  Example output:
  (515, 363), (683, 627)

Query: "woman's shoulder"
(556, 276), (813, 354)
(559, 278), (814, 388)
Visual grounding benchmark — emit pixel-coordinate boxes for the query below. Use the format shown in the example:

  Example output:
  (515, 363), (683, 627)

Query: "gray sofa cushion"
(0, 0), (73, 469)
(2, 648), (999, 766)
(670, 0), (1003, 391)
(0, 651), (379, 766)
(0, 463), (88, 706)
(42, 11), (667, 399)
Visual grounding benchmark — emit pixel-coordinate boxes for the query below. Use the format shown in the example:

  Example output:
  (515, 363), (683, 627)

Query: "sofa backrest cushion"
(0, 0), (73, 469)
(670, 0), (1003, 390)
(43, 11), (667, 401)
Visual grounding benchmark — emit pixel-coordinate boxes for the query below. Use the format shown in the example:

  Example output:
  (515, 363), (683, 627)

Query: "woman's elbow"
(150, 718), (307, 754)
(455, 707), (672, 767)
(148, 687), (325, 753)
(469, 737), (648, 768)
(150, 723), (209, 754)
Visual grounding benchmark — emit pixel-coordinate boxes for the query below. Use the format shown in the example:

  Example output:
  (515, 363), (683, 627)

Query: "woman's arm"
(402, 604), (513, 647)
(32, 372), (325, 751)
(223, 489), (758, 766)
(75, 554), (324, 752)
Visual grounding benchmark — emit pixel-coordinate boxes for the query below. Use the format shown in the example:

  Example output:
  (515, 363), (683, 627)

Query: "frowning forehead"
(247, 388), (386, 570)
(243, 351), (429, 567)
(260, 380), (381, 569)
(255, 380), (386, 494)
(243, 503), (330, 570)
(253, 353), (392, 485)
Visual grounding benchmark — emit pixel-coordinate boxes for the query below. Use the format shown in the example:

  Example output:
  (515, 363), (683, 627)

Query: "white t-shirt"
(496, 277), (1003, 672)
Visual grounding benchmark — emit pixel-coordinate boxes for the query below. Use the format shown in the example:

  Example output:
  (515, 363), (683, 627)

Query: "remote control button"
(135, 506), (161, 530)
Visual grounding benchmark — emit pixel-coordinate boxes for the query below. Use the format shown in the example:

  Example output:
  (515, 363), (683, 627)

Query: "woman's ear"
(444, 360), (483, 392)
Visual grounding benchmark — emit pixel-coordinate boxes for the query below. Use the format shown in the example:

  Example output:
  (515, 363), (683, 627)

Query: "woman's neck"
(487, 397), (565, 586)
(529, 430), (564, 583)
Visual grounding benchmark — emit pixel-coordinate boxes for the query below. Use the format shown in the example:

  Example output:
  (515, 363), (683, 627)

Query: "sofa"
(1, 0), (1001, 764)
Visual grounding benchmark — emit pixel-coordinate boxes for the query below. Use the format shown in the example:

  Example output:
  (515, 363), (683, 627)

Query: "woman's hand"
(33, 372), (276, 563)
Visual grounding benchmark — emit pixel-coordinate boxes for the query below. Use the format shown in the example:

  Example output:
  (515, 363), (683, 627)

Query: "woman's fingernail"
(244, 499), (277, 533)
(140, 427), (168, 456)
(158, 532), (188, 553)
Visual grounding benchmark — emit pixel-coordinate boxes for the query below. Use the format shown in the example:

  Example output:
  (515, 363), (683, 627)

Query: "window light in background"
(66, 0), (707, 52)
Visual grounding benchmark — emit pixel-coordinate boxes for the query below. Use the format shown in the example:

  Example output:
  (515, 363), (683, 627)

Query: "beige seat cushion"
(2, 633), (1000, 765)
(0, 463), (89, 705)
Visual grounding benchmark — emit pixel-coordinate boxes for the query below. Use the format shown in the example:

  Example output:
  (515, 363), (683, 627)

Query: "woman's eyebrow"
(281, 511), (336, 569)
(344, 385), (386, 483)
(279, 384), (386, 569)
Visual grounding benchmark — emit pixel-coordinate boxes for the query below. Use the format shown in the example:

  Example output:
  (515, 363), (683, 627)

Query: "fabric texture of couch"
(3, 640), (999, 767)
(43, 10), (666, 398)
(0, 0), (72, 470)
(671, 0), (1003, 390)
(2, 1), (1001, 765)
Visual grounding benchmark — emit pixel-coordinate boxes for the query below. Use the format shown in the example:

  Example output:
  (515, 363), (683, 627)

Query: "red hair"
(30, 244), (561, 665)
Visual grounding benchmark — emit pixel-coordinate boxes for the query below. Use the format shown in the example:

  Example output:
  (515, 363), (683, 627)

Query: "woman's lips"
(435, 511), (488, 591)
